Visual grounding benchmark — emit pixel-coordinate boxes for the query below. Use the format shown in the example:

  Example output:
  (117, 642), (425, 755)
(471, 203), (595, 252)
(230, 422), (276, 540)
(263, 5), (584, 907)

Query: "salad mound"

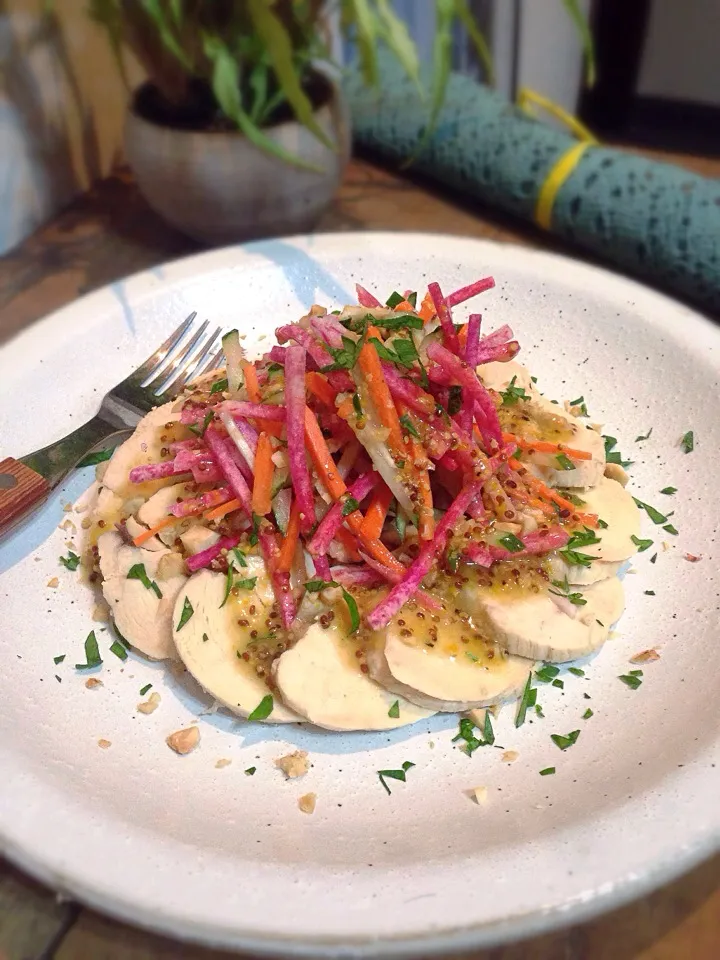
(85, 277), (641, 730)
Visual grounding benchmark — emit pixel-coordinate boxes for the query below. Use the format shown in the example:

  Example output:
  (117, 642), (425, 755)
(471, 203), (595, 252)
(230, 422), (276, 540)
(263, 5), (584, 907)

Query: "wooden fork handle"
(0, 458), (50, 534)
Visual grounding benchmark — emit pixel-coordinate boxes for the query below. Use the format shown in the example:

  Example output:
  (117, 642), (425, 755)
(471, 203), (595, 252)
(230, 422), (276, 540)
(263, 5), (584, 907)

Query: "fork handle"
(0, 459), (50, 533)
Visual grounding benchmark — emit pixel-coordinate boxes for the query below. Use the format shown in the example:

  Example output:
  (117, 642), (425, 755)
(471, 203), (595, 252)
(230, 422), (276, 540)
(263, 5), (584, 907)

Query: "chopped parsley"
(59, 551), (81, 571)
(248, 513), (261, 546)
(631, 534), (654, 552)
(374, 313), (423, 332)
(597, 518), (609, 528)
(446, 549), (460, 573)
(388, 700), (400, 719)
(53, 655), (66, 664)
(680, 430), (694, 453)
(352, 393), (363, 418)
(539, 767), (556, 776)
(75, 631), (102, 670)
(234, 577), (258, 590)
(394, 512), (407, 540)
(465, 651), (478, 663)
(660, 486), (677, 495)
(110, 640), (128, 661)
(209, 378), (228, 395)
(563, 492), (587, 507)
(497, 532), (525, 553)
(77, 448), (114, 468)
(550, 577), (587, 606)
(482, 711), (495, 746)
(176, 597), (194, 630)
(569, 396), (588, 416)
(321, 329), (368, 373)
(247, 694), (273, 721)
(220, 566), (234, 607)
(535, 704), (545, 718)
(232, 548), (247, 568)
(244, 766), (256, 776)
(453, 718), (483, 755)
(644, 590), (656, 596)
(551, 729), (581, 751)
(650, 552), (658, 564)
(582, 708), (593, 719)
(342, 497), (360, 517)
(633, 498), (667, 525)
(568, 667), (585, 677)
(535, 664), (560, 683)
(663, 523), (678, 536)
(555, 453), (575, 471)
(188, 410), (213, 437)
(385, 291), (405, 308)
(515, 672), (535, 727)
(500, 376), (530, 406)
(635, 427), (653, 442)
(619, 673), (642, 690)
(127, 563), (162, 599)
(139, 683), (152, 696)
(202, 633), (209, 642)
(303, 579), (359, 633)
(378, 760), (415, 795)
(552, 678), (564, 689)
(559, 528), (600, 567)
(603, 435), (633, 468)
(399, 413), (420, 439)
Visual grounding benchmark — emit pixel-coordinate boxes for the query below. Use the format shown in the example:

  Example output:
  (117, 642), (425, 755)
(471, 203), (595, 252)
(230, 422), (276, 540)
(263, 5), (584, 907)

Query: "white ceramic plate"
(0, 233), (718, 957)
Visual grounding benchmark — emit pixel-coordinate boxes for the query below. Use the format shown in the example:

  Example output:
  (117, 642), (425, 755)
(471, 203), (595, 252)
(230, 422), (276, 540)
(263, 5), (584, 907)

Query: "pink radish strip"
(170, 487), (231, 518)
(204, 429), (252, 514)
(285, 346), (316, 534)
(330, 565), (383, 588)
(186, 535), (241, 574)
(427, 342), (502, 449)
(275, 324), (333, 370)
(222, 401), (286, 421)
(463, 542), (494, 567)
(380, 363), (437, 416)
(465, 526), (570, 566)
(428, 282), (460, 354)
(476, 341), (520, 365)
(310, 315), (349, 349)
(268, 345), (287, 365)
(356, 283), (382, 307)
(128, 461), (181, 483)
(260, 528), (296, 629)
(169, 438), (202, 453)
(313, 554), (333, 581)
(366, 479), (483, 629)
(180, 403), (211, 425)
(479, 323), (513, 348)
(464, 313), (482, 368)
(446, 276), (495, 308)
(358, 551), (443, 613)
(307, 472), (379, 556)
(327, 370), (354, 393)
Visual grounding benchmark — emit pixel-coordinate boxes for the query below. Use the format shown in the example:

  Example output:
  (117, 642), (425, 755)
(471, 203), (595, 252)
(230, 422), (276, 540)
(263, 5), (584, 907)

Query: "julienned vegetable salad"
(85, 277), (643, 731)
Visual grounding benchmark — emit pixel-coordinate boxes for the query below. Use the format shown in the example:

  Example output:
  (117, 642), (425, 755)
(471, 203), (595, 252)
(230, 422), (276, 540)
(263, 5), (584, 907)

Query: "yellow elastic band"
(516, 87), (598, 231)
(535, 141), (592, 230)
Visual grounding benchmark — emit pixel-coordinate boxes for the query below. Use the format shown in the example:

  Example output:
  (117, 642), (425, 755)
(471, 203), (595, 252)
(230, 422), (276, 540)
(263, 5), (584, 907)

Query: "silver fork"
(0, 312), (224, 537)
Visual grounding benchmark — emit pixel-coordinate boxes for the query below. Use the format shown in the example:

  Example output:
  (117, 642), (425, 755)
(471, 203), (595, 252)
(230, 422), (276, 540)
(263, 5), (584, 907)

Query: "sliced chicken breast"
(274, 620), (434, 731)
(97, 531), (186, 660)
(457, 576), (624, 662)
(574, 476), (641, 562)
(548, 554), (622, 585)
(172, 569), (300, 723)
(365, 605), (532, 712)
(479, 360), (533, 393)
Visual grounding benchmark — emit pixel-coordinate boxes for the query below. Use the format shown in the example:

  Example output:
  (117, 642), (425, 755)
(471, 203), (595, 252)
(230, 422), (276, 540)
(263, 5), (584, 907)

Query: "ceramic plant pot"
(124, 71), (350, 246)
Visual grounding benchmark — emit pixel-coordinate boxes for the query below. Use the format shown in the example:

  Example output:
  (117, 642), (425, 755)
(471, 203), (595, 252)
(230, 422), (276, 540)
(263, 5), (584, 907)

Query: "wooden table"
(0, 157), (718, 959)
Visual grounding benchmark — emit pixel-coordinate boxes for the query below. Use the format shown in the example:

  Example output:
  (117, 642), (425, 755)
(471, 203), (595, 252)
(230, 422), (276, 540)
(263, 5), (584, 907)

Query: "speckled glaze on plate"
(0, 234), (718, 957)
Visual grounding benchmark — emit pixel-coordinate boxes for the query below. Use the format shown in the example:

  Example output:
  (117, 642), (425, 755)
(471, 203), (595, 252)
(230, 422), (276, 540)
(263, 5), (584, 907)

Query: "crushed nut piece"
(81, 517), (92, 530)
(685, 553), (702, 562)
(274, 750), (309, 779)
(65, 540), (76, 550)
(465, 707), (486, 727)
(166, 726), (199, 755)
(215, 758), (232, 769)
(471, 786), (488, 806)
(92, 603), (109, 622)
(59, 518), (76, 533)
(98, 739), (111, 749)
(62, 502), (73, 513)
(298, 792), (317, 815)
(137, 692), (161, 715)
(630, 649), (661, 664)
(85, 678), (103, 689)
(604, 462), (629, 486)
(502, 750), (519, 763)
(46, 577), (59, 588)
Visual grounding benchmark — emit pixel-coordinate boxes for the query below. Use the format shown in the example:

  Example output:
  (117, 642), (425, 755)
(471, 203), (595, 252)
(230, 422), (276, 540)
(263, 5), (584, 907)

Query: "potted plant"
(90, 1), (592, 246)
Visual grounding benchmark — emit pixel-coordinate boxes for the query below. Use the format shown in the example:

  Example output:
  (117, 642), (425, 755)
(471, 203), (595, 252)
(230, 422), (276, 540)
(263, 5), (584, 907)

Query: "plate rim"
(1, 230), (718, 955)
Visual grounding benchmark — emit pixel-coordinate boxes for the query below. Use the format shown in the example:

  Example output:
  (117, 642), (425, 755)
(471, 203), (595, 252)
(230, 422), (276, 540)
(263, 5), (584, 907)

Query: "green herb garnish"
(394, 512), (407, 540)
(342, 497), (360, 517)
(583, 708), (594, 720)
(535, 704), (545, 718)
(552, 678), (564, 689)
(550, 577), (587, 606)
(680, 430), (694, 453)
(77, 448), (113, 468)
(352, 393), (363, 418)
(303, 579), (359, 633)
(619, 674), (642, 690)
(500, 376), (529, 406)
(498, 532), (525, 553)
(399, 413), (420, 439)
(535, 665), (560, 683)
(247, 694), (273, 721)
(385, 291), (404, 308)
(465, 651), (478, 662)
(248, 513), (261, 546)
(663, 523), (678, 535)
(597, 518), (609, 528)
(633, 498), (667, 525)
(631, 535), (654, 552)
(110, 640), (128, 661)
(75, 630), (102, 670)
(59, 551), (81, 571)
(568, 667), (585, 677)
(539, 767), (556, 776)
(551, 730), (581, 751)
(235, 577), (258, 590)
(453, 718), (483, 755)
(54, 655), (66, 664)
(483, 711), (495, 745)
(515, 672), (535, 727)
(127, 563), (162, 599)
(220, 566), (234, 608)
(555, 453), (575, 471)
(176, 597), (194, 630)
(188, 410), (213, 438)
(660, 486), (677, 495)
(321, 328), (368, 373)
(388, 700), (400, 719)
(569, 396), (588, 416)
(232, 548), (247, 568)
(603, 435), (633, 468)
(378, 760), (415, 795)
(139, 683), (152, 696)
(210, 378), (228, 395)
(244, 766), (256, 776)
(635, 427), (653, 442)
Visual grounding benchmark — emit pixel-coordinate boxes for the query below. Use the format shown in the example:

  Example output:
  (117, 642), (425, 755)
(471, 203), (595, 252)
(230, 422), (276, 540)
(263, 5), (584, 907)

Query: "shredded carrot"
(304, 406), (405, 573)
(509, 458), (598, 527)
(458, 323), (468, 351)
(204, 498), (241, 521)
(251, 432), (274, 517)
(503, 433), (592, 461)
(305, 372), (336, 408)
(393, 299), (416, 313)
(335, 526), (362, 562)
(336, 397), (355, 421)
(358, 328), (406, 458)
(276, 500), (301, 572)
(419, 292), (435, 323)
(360, 483), (393, 539)
(412, 441), (435, 540)
(132, 515), (179, 547)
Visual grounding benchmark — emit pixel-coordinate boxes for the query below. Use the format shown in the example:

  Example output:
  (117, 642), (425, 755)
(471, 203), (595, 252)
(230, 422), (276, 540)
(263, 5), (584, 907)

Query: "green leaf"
(660, 486), (677, 495)
(245, 766), (257, 776)
(343, 0), (379, 88)
(341, 588), (360, 634)
(385, 291), (404, 308)
(619, 674), (642, 690)
(535, 664), (560, 683)
(139, 683), (152, 696)
(551, 729), (581, 751)
(453, 0), (494, 82)
(176, 597), (194, 630)
(375, 0), (422, 91)
(561, 0), (596, 86)
(413, 0), (454, 158)
(75, 630), (102, 670)
(352, 393), (363, 418)
(635, 427), (653, 442)
(568, 667), (585, 677)
(220, 566), (234, 608)
(378, 760), (415, 794)
(373, 313), (424, 332)
(127, 562), (162, 599)
(399, 413), (420, 439)
(210, 378), (228, 395)
(539, 767), (556, 776)
(342, 497), (360, 517)
(394, 512), (407, 540)
(633, 498), (667, 525)
(497, 532), (525, 553)
(663, 523), (678, 536)
(54, 654), (66, 665)
(583, 708), (593, 719)
(247, 694), (274, 721)
(631, 535), (654, 553)
(305, 579), (333, 593)
(138, 0), (191, 68)
(59, 551), (81, 571)
(235, 577), (258, 591)
(500, 376), (530, 406)
(680, 430), (694, 453)
(77, 448), (113, 468)
(232, 548), (247, 569)
(452, 717), (483, 754)
(555, 453), (575, 471)
(247, 0), (334, 150)
(110, 639), (128, 661)
(388, 700), (400, 719)
(482, 710), (494, 746)
(515, 672), (534, 727)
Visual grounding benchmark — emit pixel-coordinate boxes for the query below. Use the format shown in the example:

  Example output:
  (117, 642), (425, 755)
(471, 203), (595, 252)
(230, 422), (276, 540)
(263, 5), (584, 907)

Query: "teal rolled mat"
(345, 60), (720, 315)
